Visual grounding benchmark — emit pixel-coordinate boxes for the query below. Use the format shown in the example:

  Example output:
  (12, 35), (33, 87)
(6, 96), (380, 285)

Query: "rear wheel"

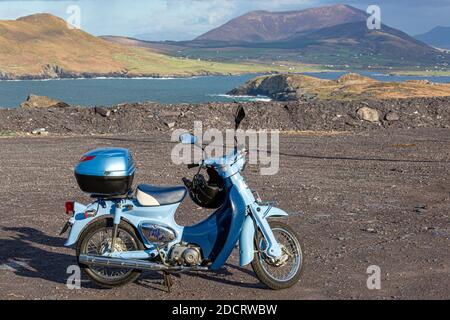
(251, 221), (304, 290)
(76, 218), (144, 288)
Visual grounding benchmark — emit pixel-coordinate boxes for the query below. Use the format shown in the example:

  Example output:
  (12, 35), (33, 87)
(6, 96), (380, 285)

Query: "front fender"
(264, 206), (289, 218)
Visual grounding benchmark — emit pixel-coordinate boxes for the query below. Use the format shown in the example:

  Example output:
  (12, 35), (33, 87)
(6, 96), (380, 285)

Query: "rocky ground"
(1, 96), (450, 136)
(0, 128), (449, 300)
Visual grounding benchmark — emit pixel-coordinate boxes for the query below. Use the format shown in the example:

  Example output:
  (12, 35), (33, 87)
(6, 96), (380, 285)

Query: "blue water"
(0, 74), (263, 108)
(1, 72), (449, 108)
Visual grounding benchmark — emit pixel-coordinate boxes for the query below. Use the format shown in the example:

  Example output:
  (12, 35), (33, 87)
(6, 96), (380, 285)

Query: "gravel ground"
(0, 128), (449, 300)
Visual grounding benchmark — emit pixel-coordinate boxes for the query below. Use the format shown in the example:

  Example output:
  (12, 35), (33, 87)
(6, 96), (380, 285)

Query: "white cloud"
(0, 0), (449, 39)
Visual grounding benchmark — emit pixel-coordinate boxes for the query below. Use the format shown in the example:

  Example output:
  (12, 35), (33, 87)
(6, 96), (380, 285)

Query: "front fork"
(239, 203), (285, 266)
(250, 204), (283, 258)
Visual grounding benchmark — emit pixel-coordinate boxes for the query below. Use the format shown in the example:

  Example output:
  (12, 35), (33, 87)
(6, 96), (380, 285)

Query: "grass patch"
(114, 48), (326, 76)
(0, 130), (20, 137)
(390, 70), (450, 77)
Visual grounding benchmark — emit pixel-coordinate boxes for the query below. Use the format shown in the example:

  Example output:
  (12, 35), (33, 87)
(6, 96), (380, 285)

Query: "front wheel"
(251, 221), (304, 290)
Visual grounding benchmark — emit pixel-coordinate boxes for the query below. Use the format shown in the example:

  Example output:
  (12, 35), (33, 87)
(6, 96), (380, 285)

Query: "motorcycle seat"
(136, 184), (187, 206)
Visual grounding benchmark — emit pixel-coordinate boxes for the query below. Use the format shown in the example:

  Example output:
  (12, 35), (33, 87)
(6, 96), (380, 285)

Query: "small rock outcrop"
(20, 94), (70, 109)
(228, 74), (322, 101)
(228, 74), (296, 101)
(42, 64), (66, 79)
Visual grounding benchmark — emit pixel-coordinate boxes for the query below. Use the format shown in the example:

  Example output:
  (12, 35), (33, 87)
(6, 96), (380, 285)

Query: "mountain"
(111, 4), (448, 69)
(0, 14), (285, 80)
(196, 4), (367, 43)
(251, 21), (442, 66)
(415, 26), (450, 49)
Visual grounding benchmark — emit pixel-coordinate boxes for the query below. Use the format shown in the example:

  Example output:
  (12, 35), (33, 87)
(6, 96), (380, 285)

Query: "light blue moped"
(61, 106), (304, 290)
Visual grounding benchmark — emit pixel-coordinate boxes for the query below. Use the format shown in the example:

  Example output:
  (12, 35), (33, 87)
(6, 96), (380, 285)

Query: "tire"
(76, 218), (145, 288)
(251, 220), (304, 290)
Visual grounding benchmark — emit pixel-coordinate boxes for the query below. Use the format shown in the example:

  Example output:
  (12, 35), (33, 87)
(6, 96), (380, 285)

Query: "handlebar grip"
(187, 163), (200, 169)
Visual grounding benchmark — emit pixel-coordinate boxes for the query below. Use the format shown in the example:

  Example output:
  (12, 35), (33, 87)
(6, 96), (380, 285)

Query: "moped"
(61, 106), (304, 290)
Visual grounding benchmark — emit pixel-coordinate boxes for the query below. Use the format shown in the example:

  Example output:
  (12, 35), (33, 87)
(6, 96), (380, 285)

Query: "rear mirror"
(179, 133), (198, 145)
(235, 106), (246, 130)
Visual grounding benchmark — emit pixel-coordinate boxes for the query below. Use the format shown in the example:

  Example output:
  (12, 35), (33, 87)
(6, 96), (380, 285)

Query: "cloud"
(0, 0), (450, 39)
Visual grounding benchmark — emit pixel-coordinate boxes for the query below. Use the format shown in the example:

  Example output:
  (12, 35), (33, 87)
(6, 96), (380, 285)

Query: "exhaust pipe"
(78, 254), (208, 272)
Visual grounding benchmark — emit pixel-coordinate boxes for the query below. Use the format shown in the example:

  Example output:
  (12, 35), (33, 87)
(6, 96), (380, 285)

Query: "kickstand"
(163, 271), (173, 293)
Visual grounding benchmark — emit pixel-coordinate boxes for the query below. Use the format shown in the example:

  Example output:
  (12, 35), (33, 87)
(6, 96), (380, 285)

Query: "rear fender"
(64, 202), (108, 247)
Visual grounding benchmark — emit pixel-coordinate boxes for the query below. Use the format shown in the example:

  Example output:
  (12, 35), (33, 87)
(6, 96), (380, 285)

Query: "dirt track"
(0, 129), (449, 300)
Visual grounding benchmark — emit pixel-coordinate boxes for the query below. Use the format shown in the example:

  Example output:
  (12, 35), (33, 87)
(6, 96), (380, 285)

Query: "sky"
(1, 0), (450, 40)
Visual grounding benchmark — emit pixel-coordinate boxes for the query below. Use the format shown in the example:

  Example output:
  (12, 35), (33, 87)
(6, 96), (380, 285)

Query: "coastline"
(0, 75), (206, 82)
(0, 71), (255, 81)
(4, 68), (450, 82)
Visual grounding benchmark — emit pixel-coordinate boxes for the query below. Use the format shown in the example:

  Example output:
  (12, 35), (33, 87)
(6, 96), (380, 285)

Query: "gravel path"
(0, 129), (448, 299)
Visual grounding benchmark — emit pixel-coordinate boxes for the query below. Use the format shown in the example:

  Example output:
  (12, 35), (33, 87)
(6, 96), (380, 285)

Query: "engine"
(169, 244), (202, 266)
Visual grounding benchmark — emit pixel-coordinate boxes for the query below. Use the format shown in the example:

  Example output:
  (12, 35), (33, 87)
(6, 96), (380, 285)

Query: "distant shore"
(0, 75), (206, 82)
(0, 71), (250, 81)
(4, 68), (450, 81)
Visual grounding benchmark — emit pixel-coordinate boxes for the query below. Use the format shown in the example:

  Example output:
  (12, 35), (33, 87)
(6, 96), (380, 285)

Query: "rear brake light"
(80, 155), (96, 162)
(65, 202), (74, 215)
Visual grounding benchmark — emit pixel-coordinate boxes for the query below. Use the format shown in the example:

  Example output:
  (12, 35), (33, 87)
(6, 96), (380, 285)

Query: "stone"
(31, 128), (48, 135)
(357, 107), (380, 123)
(415, 204), (427, 214)
(164, 121), (176, 129)
(385, 112), (400, 122)
(161, 111), (182, 117)
(20, 94), (70, 109)
(94, 107), (111, 117)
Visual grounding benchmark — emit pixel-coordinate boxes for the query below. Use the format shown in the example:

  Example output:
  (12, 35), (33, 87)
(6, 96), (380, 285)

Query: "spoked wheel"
(251, 221), (304, 290)
(76, 219), (145, 288)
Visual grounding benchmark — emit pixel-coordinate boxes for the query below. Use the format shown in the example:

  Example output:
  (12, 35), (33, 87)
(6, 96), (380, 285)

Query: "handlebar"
(187, 146), (246, 171)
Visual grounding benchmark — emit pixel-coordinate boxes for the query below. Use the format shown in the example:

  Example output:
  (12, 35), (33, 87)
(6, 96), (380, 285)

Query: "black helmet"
(183, 167), (226, 209)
